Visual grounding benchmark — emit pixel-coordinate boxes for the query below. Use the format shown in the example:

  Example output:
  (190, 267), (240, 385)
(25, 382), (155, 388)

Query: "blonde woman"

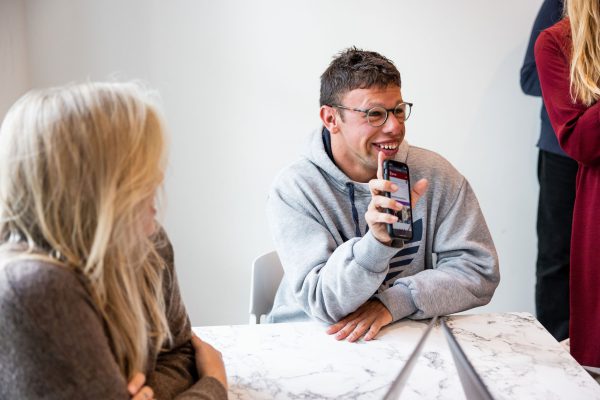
(535, 0), (600, 367)
(0, 83), (228, 399)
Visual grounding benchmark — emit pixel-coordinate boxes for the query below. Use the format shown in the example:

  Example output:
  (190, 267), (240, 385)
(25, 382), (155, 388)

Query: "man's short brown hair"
(320, 47), (401, 107)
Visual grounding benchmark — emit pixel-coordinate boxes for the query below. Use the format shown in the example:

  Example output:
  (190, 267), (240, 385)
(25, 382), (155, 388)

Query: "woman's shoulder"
(539, 18), (571, 48)
(0, 257), (130, 399)
(2, 257), (81, 288)
(0, 258), (90, 316)
(546, 17), (570, 35)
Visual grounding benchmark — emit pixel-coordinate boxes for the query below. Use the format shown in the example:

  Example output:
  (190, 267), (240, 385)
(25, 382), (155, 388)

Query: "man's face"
(330, 85), (406, 181)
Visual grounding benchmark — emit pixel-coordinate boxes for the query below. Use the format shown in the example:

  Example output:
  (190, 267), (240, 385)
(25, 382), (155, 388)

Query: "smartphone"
(383, 159), (413, 240)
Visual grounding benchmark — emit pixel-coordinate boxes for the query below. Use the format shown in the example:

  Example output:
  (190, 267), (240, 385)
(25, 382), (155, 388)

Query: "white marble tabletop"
(194, 312), (600, 399)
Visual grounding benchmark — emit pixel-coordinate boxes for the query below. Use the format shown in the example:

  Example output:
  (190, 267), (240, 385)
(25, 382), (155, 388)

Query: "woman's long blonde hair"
(0, 82), (171, 379)
(567, 0), (600, 105)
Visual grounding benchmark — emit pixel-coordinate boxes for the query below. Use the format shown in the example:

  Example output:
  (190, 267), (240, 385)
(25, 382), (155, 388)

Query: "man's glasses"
(328, 102), (413, 127)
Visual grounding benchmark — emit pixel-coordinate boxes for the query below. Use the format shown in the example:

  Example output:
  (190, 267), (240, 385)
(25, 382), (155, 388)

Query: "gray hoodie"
(266, 128), (500, 324)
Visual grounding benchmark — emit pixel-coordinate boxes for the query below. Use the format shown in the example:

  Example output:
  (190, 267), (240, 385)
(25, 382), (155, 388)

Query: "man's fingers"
(364, 322), (382, 341)
(334, 320), (360, 340)
(369, 178), (398, 195)
(326, 324), (342, 335)
(327, 301), (393, 343)
(334, 311), (377, 342)
(370, 195), (402, 211)
(346, 321), (373, 343)
(365, 209), (397, 225)
(413, 178), (428, 196)
(377, 151), (385, 180)
(411, 178), (428, 208)
(326, 317), (350, 335)
(328, 301), (392, 343)
(127, 373), (146, 396)
(327, 308), (367, 339)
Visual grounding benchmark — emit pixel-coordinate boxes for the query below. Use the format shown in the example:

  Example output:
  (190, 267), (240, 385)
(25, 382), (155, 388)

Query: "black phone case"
(383, 159), (413, 241)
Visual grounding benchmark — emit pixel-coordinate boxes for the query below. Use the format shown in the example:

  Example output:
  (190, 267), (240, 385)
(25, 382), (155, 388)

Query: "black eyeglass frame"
(327, 102), (413, 127)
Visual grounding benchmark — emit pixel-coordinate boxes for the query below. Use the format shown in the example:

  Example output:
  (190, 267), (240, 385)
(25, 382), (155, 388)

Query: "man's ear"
(320, 105), (340, 134)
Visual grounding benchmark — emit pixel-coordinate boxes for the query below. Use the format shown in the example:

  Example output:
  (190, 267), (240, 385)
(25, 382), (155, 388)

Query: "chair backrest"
(249, 250), (284, 324)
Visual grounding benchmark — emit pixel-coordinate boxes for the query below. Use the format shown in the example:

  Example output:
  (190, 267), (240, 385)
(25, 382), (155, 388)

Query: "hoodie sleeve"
(376, 179), (500, 321)
(266, 182), (400, 323)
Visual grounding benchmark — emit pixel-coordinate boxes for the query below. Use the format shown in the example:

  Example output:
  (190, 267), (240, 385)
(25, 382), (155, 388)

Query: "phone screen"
(385, 162), (413, 239)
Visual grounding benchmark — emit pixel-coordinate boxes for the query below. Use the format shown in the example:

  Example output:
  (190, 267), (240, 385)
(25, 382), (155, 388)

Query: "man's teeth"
(378, 143), (398, 150)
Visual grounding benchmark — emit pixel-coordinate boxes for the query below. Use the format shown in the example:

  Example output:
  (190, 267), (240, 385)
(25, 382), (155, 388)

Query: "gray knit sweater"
(266, 128), (500, 324)
(0, 235), (227, 400)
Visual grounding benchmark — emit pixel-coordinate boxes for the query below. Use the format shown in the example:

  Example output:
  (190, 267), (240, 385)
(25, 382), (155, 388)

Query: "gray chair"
(249, 250), (284, 324)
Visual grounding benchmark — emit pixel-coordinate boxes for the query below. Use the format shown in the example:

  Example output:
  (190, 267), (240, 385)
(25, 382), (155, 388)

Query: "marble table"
(194, 312), (600, 399)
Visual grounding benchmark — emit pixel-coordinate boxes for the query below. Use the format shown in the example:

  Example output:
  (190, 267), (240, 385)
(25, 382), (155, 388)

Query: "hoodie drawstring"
(346, 182), (362, 237)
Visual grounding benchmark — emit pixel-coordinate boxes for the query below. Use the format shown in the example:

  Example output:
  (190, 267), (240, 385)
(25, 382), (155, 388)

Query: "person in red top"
(535, 0), (600, 367)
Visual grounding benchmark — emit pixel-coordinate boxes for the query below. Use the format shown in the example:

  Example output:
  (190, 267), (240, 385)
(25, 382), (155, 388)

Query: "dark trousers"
(536, 149), (578, 341)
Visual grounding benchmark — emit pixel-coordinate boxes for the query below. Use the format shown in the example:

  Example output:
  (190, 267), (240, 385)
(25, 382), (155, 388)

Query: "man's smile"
(372, 140), (400, 156)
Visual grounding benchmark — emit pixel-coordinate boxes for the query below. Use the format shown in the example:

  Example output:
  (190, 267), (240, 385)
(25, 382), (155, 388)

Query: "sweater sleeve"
(266, 185), (400, 323)
(146, 233), (228, 400)
(376, 180), (500, 320)
(0, 262), (131, 399)
(0, 244), (227, 400)
(535, 26), (600, 165)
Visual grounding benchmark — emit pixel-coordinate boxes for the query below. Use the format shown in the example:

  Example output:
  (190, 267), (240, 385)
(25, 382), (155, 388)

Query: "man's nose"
(382, 111), (404, 133)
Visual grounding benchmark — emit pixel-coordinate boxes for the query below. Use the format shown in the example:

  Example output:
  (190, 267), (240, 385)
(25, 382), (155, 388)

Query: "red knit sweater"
(535, 18), (600, 367)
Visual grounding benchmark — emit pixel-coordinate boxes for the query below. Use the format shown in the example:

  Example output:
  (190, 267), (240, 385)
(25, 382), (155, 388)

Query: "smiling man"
(266, 48), (499, 341)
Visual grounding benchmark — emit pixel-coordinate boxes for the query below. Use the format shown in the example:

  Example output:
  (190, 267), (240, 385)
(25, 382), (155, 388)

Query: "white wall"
(9, 0), (543, 326)
(0, 0), (30, 118)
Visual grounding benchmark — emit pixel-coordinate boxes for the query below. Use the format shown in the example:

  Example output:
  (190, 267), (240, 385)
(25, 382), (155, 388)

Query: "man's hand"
(366, 151), (428, 245)
(192, 333), (228, 391)
(127, 373), (155, 400)
(326, 299), (393, 342)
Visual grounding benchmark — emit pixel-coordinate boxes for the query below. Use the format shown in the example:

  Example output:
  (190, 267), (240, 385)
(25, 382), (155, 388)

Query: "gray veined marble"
(194, 313), (600, 399)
